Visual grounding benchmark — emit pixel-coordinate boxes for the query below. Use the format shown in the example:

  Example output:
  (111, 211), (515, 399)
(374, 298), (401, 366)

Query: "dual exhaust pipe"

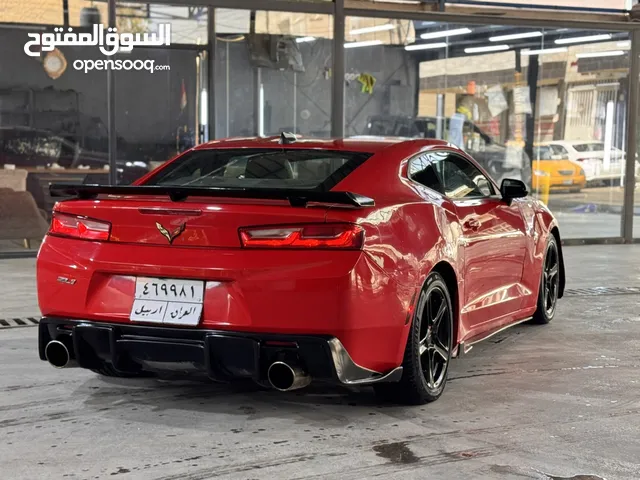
(46, 337), (311, 390)
(45, 338), (77, 369)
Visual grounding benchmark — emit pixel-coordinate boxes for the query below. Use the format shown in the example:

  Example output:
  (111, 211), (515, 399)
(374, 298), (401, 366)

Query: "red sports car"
(37, 134), (565, 405)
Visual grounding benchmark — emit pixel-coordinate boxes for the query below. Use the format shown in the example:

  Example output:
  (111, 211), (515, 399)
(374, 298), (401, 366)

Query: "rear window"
(143, 148), (372, 191)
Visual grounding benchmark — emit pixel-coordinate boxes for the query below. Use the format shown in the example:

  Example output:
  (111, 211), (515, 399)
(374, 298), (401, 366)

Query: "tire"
(91, 363), (153, 378)
(374, 272), (454, 405)
(531, 235), (560, 325)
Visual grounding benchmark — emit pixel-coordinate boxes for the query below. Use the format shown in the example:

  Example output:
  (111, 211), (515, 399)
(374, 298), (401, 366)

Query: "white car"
(541, 140), (639, 185)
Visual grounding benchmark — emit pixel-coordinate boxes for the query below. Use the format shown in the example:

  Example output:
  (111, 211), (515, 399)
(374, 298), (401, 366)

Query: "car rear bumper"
(38, 317), (402, 386)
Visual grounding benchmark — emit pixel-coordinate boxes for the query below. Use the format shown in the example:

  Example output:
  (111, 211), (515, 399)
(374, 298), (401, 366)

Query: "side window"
(428, 152), (494, 199)
(408, 154), (443, 194)
(550, 145), (569, 157)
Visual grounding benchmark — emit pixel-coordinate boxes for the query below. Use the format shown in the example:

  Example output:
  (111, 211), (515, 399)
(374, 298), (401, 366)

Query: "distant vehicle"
(0, 126), (149, 184)
(540, 140), (639, 186)
(364, 114), (532, 189)
(532, 145), (586, 193)
(38, 135), (564, 405)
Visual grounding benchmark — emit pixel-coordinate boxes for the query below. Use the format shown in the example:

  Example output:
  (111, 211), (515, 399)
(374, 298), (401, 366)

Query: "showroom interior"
(2, 0), (640, 253)
(2, 1), (640, 479)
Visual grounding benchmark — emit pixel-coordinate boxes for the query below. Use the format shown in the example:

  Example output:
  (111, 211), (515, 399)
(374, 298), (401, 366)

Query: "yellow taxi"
(532, 145), (586, 193)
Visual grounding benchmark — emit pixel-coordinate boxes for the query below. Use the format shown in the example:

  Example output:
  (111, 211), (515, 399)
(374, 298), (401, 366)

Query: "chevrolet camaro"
(37, 134), (565, 405)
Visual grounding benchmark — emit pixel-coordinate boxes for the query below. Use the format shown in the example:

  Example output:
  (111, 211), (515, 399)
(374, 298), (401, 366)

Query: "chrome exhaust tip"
(267, 361), (311, 392)
(45, 340), (78, 369)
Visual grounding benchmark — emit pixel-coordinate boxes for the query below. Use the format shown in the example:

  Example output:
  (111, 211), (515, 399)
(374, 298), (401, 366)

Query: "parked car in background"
(532, 145), (586, 193)
(540, 140), (639, 186)
(364, 115), (532, 189)
(0, 126), (149, 184)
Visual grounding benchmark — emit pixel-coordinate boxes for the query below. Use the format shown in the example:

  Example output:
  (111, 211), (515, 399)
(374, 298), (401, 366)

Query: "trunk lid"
(55, 196), (331, 248)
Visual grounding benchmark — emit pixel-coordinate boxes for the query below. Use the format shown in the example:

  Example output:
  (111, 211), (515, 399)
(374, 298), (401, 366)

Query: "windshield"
(143, 148), (372, 191)
(534, 146), (555, 160)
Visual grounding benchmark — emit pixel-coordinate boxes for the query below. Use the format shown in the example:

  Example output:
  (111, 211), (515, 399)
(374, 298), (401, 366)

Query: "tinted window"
(573, 143), (605, 152)
(428, 152), (494, 199)
(408, 154), (443, 193)
(549, 144), (569, 156)
(144, 149), (372, 191)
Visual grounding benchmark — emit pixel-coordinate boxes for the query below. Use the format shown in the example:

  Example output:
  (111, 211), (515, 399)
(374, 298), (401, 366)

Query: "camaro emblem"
(156, 222), (186, 245)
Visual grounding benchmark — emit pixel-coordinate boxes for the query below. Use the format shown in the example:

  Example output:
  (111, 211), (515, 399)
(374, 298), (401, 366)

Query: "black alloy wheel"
(419, 284), (451, 391)
(375, 272), (453, 405)
(532, 235), (560, 324)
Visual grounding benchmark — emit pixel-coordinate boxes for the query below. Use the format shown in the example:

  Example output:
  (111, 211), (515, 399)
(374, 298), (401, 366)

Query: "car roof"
(193, 135), (450, 153)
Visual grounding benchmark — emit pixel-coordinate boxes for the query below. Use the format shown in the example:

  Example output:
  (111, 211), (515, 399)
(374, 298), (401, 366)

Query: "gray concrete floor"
(1, 246), (640, 479)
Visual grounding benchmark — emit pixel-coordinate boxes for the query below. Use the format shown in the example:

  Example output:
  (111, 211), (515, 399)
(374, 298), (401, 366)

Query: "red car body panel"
(37, 136), (563, 375)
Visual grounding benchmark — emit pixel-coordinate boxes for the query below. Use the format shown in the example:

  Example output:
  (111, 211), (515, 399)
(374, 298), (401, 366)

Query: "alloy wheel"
(418, 286), (451, 390)
(542, 241), (560, 317)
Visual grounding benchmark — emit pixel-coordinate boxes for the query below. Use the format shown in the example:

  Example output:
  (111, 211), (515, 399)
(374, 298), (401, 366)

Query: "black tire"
(532, 235), (560, 325)
(91, 363), (153, 378)
(374, 272), (454, 405)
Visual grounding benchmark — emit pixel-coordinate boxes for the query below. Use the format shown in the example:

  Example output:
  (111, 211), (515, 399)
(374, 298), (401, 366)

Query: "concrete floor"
(1, 246), (640, 479)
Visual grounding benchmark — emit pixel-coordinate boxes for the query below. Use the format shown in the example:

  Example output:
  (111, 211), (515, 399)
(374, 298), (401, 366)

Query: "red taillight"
(49, 212), (111, 241)
(239, 223), (364, 249)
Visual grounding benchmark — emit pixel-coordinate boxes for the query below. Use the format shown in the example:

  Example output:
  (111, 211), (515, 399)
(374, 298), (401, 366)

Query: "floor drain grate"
(564, 286), (640, 297)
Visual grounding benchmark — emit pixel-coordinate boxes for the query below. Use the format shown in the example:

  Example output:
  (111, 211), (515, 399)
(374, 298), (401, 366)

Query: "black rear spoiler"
(49, 184), (375, 208)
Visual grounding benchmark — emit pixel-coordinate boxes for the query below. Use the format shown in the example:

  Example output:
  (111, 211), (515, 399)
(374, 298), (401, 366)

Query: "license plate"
(563, 179), (573, 185)
(130, 277), (204, 326)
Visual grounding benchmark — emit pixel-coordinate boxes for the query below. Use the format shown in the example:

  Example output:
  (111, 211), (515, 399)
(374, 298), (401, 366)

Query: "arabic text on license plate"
(563, 179), (573, 185)
(130, 277), (204, 326)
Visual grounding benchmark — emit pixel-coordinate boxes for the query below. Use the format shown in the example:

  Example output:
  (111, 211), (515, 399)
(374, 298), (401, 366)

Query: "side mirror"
(500, 178), (528, 203)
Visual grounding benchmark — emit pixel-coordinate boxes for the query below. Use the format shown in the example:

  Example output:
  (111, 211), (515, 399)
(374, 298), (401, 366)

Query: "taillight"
(49, 212), (111, 241)
(239, 223), (364, 249)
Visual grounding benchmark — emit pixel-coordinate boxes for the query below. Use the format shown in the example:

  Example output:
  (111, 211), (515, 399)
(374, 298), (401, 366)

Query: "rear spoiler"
(49, 184), (375, 208)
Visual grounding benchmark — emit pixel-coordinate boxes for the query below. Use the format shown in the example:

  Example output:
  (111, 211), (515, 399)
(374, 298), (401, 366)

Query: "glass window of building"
(346, 17), (633, 239)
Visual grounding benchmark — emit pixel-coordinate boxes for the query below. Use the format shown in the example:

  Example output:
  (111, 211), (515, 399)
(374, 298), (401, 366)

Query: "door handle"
(464, 218), (481, 230)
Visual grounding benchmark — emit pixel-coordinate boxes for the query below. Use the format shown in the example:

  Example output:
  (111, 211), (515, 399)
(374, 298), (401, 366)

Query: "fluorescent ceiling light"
(521, 47), (568, 55)
(555, 34), (612, 45)
(404, 42), (447, 51)
(350, 24), (396, 35)
(344, 40), (383, 49)
(420, 27), (471, 40)
(489, 31), (542, 42)
(617, 40), (631, 47)
(576, 50), (625, 59)
(465, 44), (510, 54)
(296, 36), (315, 43)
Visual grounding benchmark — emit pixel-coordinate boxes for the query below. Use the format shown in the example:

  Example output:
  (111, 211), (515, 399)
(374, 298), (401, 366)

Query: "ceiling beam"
(345, 0), (636, 31)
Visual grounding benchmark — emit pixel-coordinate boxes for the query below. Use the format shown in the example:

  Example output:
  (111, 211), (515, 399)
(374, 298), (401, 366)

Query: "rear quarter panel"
(327, 143), (465, 357)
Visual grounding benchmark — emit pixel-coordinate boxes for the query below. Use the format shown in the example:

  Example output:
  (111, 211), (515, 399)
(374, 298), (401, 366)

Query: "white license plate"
(563, 179), (573, 185)
(130, 277), (204, 326)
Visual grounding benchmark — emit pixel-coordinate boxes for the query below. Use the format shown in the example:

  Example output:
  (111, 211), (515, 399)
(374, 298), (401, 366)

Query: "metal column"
(107, 0), (117, 185)
(331, 0), (345, 137)
(622, 30), (640, 241)
(254, 67), (262, 136)
(208, 8), (216, 140)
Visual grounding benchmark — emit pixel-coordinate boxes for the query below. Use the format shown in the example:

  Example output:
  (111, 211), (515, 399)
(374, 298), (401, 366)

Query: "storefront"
(1, 0), (640, 254)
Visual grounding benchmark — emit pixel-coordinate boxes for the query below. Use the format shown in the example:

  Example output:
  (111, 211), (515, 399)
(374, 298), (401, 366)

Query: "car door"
(426, 150), (527, 331)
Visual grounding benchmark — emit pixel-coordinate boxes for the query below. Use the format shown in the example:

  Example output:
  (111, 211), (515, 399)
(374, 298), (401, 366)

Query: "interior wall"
(1, 28), (416, 158)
